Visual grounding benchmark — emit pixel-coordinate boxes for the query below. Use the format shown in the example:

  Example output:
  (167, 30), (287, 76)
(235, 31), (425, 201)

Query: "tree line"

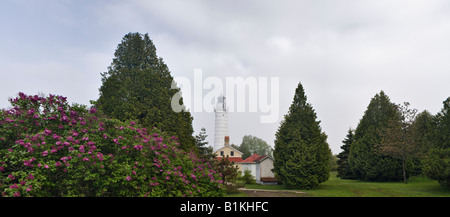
(337, 91), (449, 187)
(272, 82), (449, 190)
(89, 31), (449, 190)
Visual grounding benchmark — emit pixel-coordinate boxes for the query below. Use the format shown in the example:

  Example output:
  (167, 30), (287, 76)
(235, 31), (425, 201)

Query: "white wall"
(241, 163), (256, 179)
(259, 158), (275, 178)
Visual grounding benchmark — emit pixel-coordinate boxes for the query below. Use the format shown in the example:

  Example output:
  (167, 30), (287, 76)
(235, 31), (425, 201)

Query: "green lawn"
(241, 172), (450, 197)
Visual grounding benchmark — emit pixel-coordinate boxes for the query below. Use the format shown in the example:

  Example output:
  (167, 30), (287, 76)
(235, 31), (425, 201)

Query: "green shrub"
(241, 169), (256, 184)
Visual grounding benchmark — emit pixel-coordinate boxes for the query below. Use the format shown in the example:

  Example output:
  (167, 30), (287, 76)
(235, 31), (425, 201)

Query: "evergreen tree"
(348, 91), (404, 181)
(409, 110), (434, 175)
(337, 128), (356, 179)
(273, 82), (331, 189)
(423, 97), (450, 187)
(411, 110), (435, 153)
(195, 127), (214, 160)
(96, 32), (195, 150)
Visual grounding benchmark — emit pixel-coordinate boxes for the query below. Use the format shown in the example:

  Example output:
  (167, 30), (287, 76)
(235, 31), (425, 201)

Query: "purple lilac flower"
(44, 129), (52, 135)
(60, 116), (68, 122)
(8, 174), (15, 180)
(89, 107), (97, 114)
(52, 134), (61, 140)
(27, 173), (34, 180)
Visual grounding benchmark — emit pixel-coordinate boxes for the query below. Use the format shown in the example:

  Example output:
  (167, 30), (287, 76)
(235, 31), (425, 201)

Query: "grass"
(239, 172), (450, 197)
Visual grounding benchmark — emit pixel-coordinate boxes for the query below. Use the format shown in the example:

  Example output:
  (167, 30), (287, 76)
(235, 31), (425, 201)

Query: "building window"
(220, 151), (224, 156)
(230, 151), (234, 156)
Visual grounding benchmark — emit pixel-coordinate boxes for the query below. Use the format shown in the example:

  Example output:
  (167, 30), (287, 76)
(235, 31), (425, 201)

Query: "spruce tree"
(195, 127), (215, 159)
(348, 91), (404, 181)
(337, 128), (356, 179)
(96, 32), (195, 150)
(273, 82), (331, 189)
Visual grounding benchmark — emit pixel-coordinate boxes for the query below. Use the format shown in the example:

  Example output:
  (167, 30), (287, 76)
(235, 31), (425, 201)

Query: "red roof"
(215, 157), (243, 163)
(241, 153), (267, 163)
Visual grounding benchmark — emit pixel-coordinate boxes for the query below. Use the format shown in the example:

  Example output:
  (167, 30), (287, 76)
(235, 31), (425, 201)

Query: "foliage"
(235, 135), (272, 159)
(195, 127), (213, 158)
(0, 92), (224, 197)
(337, 129), (356, 179)
(96, 32), (196, 151)
(329, 154), (338, 172)
(273, 82), (331, 190)
(241, 169), (256, 184)
(409, 110), (435, 176)
(423, 97), (450, 188)
(411, 110), (435, 152)
(378, 102), (420, 183)
(215, 156), (241, 193)
(348, 91), (405, 181)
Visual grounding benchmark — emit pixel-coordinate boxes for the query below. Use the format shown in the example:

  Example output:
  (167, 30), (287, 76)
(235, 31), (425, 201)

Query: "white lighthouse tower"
(214, 94), (229, 151)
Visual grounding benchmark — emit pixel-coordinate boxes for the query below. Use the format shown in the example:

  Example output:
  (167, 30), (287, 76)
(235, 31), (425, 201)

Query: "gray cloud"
(1, 0), (449, 154)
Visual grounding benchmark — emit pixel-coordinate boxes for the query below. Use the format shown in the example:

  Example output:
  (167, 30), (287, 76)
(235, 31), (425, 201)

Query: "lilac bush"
(0, 93), (224, 197)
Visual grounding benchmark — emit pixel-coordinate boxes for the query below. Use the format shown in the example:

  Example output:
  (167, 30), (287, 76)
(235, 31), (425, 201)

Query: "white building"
(214, 94), (229, 151)
(239, 153), (277, 185)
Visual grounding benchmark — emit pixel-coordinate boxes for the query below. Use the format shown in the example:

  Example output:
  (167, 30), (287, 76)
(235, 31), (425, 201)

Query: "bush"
(241, 169), (256, 184)
(423, 148), (450, 188)
(214, 157), (242, 193)
(0, 92), (225, 197)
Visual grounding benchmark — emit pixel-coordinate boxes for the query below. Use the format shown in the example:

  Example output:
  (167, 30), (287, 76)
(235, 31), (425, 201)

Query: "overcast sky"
(1, 0), (449, 154)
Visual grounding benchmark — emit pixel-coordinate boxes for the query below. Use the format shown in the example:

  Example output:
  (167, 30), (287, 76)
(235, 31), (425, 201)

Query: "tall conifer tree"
(96, 32), (195, 150)
(273, 82), (331, 189)
(348, 91), (404, 181)
(337, 128), (356, 179)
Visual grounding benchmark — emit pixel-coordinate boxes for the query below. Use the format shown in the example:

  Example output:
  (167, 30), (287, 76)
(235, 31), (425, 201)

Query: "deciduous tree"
(378, 102), (419, 183)
(236, 135), (272, 159)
